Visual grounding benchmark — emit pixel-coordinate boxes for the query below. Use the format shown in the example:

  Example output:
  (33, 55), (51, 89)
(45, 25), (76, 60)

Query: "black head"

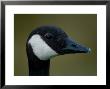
(27, 25), (91, 60)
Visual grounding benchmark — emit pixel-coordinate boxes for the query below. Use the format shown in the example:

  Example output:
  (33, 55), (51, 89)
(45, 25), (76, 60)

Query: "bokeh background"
(14, 14), (97, 76)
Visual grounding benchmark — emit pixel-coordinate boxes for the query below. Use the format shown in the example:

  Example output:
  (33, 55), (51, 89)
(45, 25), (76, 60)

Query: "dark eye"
(45, 33), (53, 39)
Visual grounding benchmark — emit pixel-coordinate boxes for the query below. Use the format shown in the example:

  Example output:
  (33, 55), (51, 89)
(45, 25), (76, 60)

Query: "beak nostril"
(71, 44), (77, 47)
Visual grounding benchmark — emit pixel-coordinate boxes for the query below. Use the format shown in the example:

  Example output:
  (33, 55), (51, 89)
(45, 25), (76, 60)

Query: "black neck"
(28, 57), (50, 76)
(26, 44), (50, 76)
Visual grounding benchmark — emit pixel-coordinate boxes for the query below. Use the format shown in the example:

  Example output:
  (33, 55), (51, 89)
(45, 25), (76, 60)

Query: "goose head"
(26, 25), (91, 76)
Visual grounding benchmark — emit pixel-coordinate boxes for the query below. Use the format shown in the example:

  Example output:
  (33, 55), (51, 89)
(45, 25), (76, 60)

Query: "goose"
(26, 26), (91, 76)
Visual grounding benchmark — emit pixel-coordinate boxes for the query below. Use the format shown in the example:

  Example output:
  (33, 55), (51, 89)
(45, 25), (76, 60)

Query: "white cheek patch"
(28, 34), (58, 60)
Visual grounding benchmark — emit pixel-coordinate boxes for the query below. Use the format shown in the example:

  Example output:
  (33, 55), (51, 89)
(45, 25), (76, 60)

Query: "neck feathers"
(26, 43), (50, 76)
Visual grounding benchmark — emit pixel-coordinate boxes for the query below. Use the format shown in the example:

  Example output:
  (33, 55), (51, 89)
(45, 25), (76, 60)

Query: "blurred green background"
(14, 14), (97, 76)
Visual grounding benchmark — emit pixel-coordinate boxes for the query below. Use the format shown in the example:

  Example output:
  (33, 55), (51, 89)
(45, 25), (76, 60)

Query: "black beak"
(60, 37), (91, 54)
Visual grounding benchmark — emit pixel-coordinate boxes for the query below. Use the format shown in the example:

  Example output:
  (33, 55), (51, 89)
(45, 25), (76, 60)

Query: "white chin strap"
(28, 34), (58, 60)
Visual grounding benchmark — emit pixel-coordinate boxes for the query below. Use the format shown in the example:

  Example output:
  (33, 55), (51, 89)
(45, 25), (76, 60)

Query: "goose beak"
(60, 37), (91, 54)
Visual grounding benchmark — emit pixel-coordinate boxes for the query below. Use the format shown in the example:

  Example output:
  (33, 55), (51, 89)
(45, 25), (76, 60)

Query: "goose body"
(26, 26), (90, 76)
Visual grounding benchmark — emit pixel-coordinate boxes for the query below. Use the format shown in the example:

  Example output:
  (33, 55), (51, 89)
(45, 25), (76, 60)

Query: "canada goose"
(26, 26), (91, 76)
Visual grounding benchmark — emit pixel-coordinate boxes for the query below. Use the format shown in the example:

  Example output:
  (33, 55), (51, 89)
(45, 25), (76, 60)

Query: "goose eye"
(45, 33), (53, 39)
